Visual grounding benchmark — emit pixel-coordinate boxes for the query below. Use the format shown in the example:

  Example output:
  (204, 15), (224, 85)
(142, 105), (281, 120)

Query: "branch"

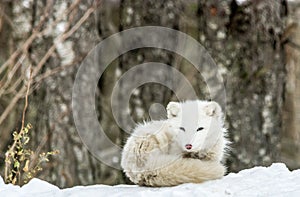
(4, 67), (32, 182)
(0, 1), (53, 77)
(0, 2), (98, 126)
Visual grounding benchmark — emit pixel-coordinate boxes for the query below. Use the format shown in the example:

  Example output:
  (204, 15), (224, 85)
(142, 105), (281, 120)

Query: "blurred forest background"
(0, 0), (300, 188)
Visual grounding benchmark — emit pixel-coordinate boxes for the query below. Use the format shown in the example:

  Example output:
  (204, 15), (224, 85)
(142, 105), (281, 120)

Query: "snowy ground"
(1, 163), (300, 197)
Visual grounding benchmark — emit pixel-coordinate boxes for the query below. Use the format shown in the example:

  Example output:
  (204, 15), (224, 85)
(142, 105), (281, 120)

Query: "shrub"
(4, 123), (59, 185)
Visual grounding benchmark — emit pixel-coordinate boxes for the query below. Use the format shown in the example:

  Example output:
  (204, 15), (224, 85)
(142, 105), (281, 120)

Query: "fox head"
(166, 100), (224, 152)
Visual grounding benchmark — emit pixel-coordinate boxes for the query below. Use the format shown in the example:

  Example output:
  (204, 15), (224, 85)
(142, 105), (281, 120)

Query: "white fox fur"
(121, 100), (229, 186)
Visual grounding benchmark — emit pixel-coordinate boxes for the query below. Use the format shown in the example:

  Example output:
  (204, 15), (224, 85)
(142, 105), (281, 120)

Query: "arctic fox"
(121, 100), (229, 186)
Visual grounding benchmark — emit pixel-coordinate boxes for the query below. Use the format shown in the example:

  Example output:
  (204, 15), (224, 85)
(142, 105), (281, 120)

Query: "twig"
(41, 0), (82, 35)
(0, 1), (53, 77)
(4, 66), (32, 182)
(28, 133), (49, 171)
(0, 54), (27, 96)
(32, 4), (97, 78)
(0, 0), (81, 84)
(21, 67), (32, 131)
(0, 1), (83, 97)
(34, 55), (85, 84)
(0, 86), (27, 126)
(0, 3), (98, 126)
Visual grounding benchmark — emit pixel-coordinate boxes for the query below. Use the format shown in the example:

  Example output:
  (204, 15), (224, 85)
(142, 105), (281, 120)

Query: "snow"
(1, 163), (300, 197)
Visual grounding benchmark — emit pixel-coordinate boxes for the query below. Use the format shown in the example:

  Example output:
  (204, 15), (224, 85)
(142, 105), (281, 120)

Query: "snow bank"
(1, 163), (300, 197)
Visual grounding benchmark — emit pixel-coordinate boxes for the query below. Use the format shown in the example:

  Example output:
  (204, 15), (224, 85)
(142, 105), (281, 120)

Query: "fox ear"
(166, 102), (180, 118)
(204, 101), (222, 117)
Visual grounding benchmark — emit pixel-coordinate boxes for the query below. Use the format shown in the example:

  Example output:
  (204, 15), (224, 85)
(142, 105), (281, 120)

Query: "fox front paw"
(137, 137), (157, 154)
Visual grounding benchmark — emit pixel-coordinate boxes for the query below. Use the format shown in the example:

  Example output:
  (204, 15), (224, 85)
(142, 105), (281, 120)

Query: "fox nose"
(185, 144), (192, 150)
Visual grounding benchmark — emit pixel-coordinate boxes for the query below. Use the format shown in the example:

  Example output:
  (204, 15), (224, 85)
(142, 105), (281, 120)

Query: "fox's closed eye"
(179, 127), (185, 132)
(197, 127), (204, 132)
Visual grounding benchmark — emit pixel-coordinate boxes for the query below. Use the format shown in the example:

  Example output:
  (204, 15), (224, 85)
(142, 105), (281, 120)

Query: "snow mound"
(1, 163), (300, 196)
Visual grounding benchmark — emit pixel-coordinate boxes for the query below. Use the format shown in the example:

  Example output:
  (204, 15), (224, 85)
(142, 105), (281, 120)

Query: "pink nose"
(185, 144), (192, 150)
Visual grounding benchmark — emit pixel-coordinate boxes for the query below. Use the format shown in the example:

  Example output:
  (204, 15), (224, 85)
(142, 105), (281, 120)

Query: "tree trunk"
(0, 1), (16, 163)
(197, 0), (287, 172)
(281, 1), (300, 170)
(17, 1), (121, 187)
(118, 0), (182, 123)
(117, 0), (182, 182)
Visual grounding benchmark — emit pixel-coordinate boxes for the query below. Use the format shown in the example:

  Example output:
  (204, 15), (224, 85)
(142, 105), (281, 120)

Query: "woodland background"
(0, 0), (300, 187)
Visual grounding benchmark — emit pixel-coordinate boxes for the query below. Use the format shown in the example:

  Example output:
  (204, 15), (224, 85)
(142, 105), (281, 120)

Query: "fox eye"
(179, 127), (185, 132)
(197, 127), (204, 132)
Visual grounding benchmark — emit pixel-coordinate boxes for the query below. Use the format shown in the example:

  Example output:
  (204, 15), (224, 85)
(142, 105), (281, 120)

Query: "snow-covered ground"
(1, 163), (300, 197)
